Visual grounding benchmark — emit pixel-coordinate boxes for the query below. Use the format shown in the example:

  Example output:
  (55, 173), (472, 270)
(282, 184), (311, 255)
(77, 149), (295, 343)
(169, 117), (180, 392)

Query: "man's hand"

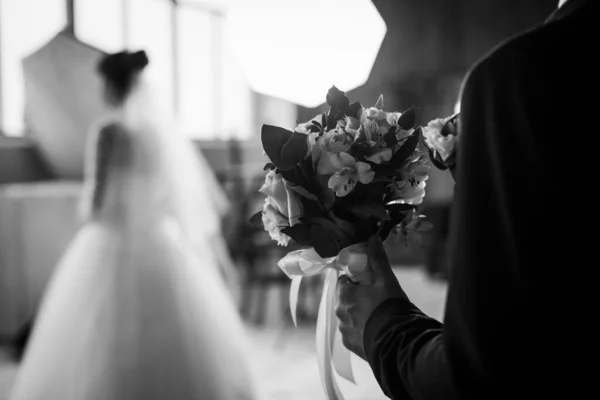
(335, 235), (408, 360)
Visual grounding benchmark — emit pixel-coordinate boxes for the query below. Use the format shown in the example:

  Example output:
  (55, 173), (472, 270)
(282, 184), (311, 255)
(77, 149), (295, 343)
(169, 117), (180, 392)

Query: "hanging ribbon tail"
(316, 270), (344, 400)
(332, 326), (355, 383)
(289, 276), (303, 327)
(277, 244), (369, 399)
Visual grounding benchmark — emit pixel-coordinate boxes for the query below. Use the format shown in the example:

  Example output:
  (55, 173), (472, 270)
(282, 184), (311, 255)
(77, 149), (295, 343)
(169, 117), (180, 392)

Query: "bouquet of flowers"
(252, 86), (436, 399)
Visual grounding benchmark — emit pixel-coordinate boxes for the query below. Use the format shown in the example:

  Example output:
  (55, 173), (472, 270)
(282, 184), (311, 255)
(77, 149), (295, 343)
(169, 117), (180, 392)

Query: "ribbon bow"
(277, 243), (369, 400)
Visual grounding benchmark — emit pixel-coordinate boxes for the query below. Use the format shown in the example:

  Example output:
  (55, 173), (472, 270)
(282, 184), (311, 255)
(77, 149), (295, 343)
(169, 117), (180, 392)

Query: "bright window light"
(0, 0), (65, 135)
(75, 0), (124, 53)
(224, 0), (386, 108)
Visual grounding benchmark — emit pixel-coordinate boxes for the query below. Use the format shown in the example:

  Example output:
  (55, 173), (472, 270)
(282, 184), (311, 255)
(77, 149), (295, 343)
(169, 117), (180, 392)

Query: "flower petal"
(345, 116), (361, 130)
(422, 118), (456, 161)
(327, 131), (354, 153)
(366, 148), (393, 164)
(333, 152), (356, 168)
(328, 170), (357, 197)
(386, 112), (401, 126)
(355, 162), (375, 184)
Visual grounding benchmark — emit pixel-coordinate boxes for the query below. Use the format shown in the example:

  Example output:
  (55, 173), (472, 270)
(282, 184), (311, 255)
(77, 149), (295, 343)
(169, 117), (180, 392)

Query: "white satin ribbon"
(277, 243), (369, 400)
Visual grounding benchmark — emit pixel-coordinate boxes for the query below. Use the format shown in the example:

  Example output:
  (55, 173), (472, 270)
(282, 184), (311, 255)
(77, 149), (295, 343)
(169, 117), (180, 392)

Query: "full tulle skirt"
(10, 218), (255, 400)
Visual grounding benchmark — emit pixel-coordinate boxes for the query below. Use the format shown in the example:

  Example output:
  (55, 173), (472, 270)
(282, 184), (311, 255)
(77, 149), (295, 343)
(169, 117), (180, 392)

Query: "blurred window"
(176, 5), (252, 140)
(128, 0), (175, 113)
(177, 6), (215, 137)
(75, 0), (124, 53)
(0, 0), (66, 136)
(1, 0), (252, 140)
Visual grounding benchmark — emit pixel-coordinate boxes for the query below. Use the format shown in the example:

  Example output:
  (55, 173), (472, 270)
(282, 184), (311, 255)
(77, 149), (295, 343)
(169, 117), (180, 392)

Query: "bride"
(10, 50), (256, 400)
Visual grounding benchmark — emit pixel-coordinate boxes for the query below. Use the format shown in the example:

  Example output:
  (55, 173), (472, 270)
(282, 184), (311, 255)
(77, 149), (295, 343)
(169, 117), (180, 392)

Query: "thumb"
(367, 234), (393, 276)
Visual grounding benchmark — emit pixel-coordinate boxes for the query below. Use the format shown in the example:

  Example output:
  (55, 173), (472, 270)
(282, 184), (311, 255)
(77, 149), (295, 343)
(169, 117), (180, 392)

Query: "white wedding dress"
(9, 83), (256, 400)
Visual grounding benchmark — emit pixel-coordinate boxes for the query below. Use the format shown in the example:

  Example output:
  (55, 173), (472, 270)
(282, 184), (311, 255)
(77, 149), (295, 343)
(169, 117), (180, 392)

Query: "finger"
(348, 267), (375, 286)
(335, 305), (350, 323)
(336, 281), (356, 305)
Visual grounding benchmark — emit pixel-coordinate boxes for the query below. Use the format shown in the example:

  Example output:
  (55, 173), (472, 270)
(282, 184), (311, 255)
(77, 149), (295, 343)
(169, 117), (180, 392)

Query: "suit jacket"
(364, 1), (598, 399)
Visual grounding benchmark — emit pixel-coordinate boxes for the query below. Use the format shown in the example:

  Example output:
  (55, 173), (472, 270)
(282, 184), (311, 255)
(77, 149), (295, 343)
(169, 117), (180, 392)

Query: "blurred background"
(0, 0), (556, 399)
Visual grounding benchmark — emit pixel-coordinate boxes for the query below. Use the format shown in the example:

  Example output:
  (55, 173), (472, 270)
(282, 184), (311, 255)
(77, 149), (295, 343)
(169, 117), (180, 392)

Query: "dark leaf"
(281, 224), (312, 246)
(429, 150), (449, 170)
(349, 203), (390, 220)
(261, 125), (294, 169)
(309, 225), (344, 258)
(248, 210), (263, 226)
(348, 142), (374, 159)
(326, 109), (345, 131)
(378, 210), (408, 241)
(328, 210), (357, 238)
(441, 113), (460, 137)
(390, 129), (420, 166)
(301, 197), (325, 219)
(280, 164), (312, 194)
(279, 131), (309, 170)
(307, 124), (320, 133)
(386, 202), (415, 211)
(315, 175), (336, 211)
(347, 101), (362, 118)
(367, 182), (387, 201)
(383, 127), (398, 147)
(326, 85), (350, 110)
(312, 232), (342, 258)
(396, 107), (417, 130)
(308, 216), (354, 258)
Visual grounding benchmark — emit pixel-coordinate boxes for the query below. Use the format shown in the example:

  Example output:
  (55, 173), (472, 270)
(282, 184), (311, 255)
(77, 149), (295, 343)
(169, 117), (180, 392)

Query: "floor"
(0, 267), (447, 400)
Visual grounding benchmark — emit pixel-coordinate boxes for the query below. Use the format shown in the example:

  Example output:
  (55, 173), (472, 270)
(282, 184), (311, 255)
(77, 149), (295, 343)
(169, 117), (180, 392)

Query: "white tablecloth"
(0, 181), (82, 337)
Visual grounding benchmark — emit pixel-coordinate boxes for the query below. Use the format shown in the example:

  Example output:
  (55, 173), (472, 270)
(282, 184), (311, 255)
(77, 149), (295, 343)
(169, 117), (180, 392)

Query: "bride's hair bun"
(129, 50), (149, 71)
(98, 50), (150, 103)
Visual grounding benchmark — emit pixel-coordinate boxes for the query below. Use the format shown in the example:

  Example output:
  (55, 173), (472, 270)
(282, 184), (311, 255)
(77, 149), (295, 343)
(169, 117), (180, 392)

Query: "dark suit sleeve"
(364, 298), (455, 400)
(363, 53), (521, 400)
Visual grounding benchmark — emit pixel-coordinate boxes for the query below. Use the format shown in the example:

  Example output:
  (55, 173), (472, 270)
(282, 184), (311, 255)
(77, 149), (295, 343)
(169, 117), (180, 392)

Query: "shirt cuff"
(363, 297), (423, 363)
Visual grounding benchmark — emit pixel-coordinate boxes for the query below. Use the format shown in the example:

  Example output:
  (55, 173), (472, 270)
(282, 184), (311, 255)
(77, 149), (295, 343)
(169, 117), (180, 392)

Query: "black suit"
(364, 1), (598, 399)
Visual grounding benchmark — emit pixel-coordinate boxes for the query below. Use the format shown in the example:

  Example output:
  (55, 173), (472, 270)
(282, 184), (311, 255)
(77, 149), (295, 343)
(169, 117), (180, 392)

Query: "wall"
(0, 136), (50, 183)
(297, 0), (555, 205)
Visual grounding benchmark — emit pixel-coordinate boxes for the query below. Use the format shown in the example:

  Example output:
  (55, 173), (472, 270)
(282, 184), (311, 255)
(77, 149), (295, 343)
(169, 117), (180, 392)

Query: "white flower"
(422, 117), (457, 161)
(259, 170), (304, 245)
(365, 107), (388, 121)
(363, 119), (384, 144)
(398, 210), (433, 247)
(326, 122), (355, 153)
(312, 132), (356, 175)
(386, 112), (402, 126)
(366, 148), (393, 164)
(262, 199), (292, 246)
(344, 116), (361, 131)
(392, 178), (427, 205)
(294, 122), (313, 134)
(388, 159), (430, 206)
(327, 153), (375, 197)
